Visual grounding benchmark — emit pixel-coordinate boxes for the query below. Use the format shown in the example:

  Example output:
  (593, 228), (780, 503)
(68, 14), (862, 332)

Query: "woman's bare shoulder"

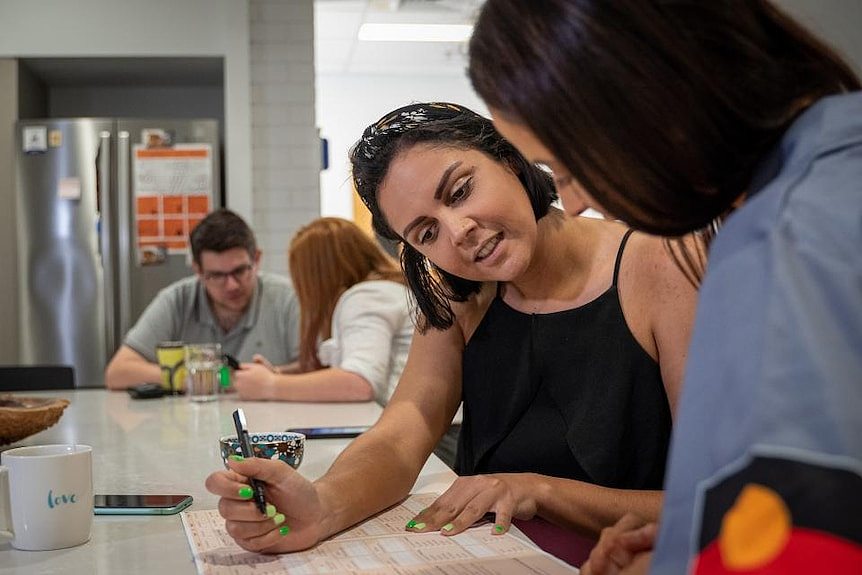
(622, 232), (701, 329)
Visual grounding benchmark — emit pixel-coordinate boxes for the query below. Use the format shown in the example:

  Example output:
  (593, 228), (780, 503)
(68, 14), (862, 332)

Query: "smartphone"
(127, 383), (165, 399)
(94, 494), (193, 515)
(286, 426), (370, 439)
(222, 353), (240, 370)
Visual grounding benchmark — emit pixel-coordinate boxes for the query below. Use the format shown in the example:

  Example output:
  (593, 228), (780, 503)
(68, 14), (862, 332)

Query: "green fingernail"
(266, 504), (276, 518)
(229, 454), (244, 462)
(442, 523), (454, 532)
(494, 524), (505, 534)
(413, 522), (426, 530)
(406, 520), (417, 529)
(238, 486), (253, 499)
(273, 513), (286, 526)
(279, 525), (290, 536)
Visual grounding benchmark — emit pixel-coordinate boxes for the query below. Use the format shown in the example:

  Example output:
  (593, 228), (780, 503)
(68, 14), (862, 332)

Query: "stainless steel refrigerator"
(16, 118), (220, 387)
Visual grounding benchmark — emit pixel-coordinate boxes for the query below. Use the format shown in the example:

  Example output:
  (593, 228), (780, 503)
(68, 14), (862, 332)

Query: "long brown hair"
(469, 0), (860, 282)
(470, 0), (859, 235)
(288, 217), (405, 371)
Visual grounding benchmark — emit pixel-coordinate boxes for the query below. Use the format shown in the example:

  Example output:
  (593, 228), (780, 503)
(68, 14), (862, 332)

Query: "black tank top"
(456, 231), (671, 489)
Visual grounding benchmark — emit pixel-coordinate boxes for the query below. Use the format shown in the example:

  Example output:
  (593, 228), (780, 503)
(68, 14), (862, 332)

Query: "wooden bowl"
(0, 395), (70, 445)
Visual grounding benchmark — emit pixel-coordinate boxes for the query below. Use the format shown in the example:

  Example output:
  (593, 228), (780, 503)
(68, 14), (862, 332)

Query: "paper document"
(182, 493), (579, 574)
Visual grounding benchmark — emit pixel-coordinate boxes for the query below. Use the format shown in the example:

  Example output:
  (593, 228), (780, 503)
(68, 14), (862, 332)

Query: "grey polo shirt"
(124, 272), (300, 365)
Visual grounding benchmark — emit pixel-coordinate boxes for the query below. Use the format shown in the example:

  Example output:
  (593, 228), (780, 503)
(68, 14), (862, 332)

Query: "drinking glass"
(184, 343), (222, 403)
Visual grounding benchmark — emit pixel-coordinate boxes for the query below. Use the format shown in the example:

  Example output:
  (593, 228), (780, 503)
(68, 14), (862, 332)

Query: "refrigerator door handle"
(117, 130), (132, 338)
(97, 130), (116, 356)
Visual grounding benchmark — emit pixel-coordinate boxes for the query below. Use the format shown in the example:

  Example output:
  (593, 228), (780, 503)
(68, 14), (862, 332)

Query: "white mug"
(0, 444), (93, 551)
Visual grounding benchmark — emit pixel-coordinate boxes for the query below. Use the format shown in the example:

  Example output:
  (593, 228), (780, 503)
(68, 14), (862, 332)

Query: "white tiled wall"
(250, 0), (319, 274)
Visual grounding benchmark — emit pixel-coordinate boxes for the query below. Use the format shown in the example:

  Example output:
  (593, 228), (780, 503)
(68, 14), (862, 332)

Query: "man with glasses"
(105, 209), (300, 390)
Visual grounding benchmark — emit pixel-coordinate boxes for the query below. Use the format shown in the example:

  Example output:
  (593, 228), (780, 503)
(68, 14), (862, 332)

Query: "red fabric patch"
(695, 527), (862, 574)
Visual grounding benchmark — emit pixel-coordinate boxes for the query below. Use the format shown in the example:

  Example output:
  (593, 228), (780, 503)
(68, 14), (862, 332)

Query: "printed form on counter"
(182, 493), (579, 574)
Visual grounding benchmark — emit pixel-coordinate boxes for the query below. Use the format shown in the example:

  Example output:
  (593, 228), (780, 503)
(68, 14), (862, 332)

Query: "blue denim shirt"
(652, 93), (862, 573)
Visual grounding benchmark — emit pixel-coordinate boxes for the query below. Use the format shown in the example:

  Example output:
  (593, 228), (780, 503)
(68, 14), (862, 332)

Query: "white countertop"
(0, 389), (456, 573)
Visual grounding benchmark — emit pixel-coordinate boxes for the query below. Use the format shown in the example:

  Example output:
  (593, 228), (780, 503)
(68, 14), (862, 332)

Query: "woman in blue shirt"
(468, 1), (862, 574)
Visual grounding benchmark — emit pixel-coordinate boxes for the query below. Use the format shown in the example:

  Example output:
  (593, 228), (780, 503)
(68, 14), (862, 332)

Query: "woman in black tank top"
(347, 102), (696, 556)
(199, 103), (699, 565)
(458, 229), (670, 489)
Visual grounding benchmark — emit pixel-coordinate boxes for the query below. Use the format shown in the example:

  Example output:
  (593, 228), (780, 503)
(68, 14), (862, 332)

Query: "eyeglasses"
(201, 263), (255, 285)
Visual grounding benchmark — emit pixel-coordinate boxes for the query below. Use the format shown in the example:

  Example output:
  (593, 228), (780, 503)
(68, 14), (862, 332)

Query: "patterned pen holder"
(219, 432), (305, 470)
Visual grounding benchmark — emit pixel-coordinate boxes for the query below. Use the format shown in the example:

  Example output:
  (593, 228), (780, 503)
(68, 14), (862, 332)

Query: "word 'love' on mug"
(0, 444), (93, 551)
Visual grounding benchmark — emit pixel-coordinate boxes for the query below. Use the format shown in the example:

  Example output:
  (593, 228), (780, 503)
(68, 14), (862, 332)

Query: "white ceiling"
(314, 0), (484, 76)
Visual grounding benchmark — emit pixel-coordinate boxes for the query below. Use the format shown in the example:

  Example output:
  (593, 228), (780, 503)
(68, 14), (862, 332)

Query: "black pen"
(232, 408), (267, 515)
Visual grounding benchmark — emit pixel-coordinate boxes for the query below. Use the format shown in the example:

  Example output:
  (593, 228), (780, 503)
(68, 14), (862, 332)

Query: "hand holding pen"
(232, 408), (268, 515)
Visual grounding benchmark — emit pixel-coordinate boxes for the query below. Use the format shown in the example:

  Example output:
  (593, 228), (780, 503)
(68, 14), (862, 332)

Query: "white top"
(318, 280), (413, 405)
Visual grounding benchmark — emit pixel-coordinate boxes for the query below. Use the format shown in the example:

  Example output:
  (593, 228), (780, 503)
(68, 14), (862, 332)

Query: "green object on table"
(219, 365), (231, 388)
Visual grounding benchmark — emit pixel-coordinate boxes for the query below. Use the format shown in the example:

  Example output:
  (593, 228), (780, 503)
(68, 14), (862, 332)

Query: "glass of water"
(184, 343), (223, 403)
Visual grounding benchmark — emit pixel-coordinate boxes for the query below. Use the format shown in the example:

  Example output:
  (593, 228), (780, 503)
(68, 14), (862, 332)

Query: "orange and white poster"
(133, 144), (213, 260)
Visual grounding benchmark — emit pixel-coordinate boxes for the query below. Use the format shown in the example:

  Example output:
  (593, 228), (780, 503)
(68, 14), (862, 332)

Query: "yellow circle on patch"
(718, 483), (792, 570)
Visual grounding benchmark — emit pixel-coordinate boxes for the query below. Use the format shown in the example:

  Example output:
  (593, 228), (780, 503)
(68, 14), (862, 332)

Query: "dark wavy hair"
(350, 102), (557, 332)
(469, 0), (860, 237)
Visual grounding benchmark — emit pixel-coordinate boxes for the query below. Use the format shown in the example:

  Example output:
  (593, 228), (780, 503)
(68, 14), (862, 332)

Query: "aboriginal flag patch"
(694, 455), (862, 574)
